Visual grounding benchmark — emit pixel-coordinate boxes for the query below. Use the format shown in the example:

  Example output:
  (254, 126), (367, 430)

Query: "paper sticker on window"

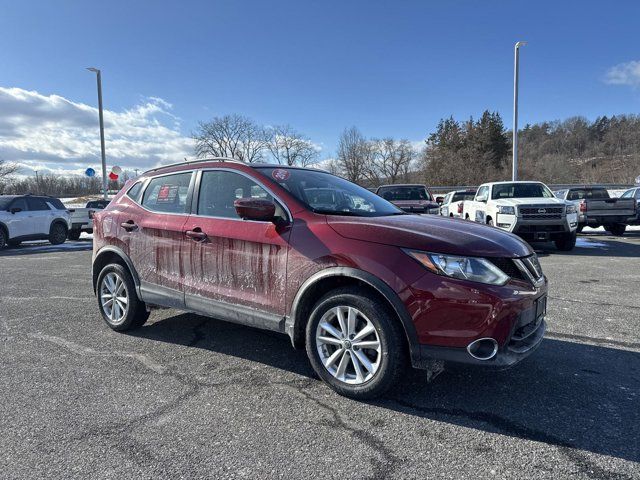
(156, 184), (179, 203)
(272, 169), (290, 181)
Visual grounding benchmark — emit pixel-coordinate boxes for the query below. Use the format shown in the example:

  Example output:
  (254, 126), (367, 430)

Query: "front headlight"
(566, 204), (577, 214)
(404, 249), (509, 286)
(497, 205), (516, 215)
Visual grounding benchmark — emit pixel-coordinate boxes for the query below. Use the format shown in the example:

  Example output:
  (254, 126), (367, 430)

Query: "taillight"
(88, 209), (95, 219)
(458, 202), (464, 214)
(579, 201), (587, 212)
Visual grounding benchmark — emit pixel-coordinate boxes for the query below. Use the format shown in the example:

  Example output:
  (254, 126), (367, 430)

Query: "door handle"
(185, 228), (207, 241)
(121, 221), (138, 231)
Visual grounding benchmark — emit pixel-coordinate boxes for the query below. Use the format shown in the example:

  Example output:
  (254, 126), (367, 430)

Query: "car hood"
(327, 214), (533, 258)
(495, 197), (566, 206)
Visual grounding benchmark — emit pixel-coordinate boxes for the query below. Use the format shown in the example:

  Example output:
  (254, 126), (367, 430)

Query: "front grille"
(488, 258), (527, 282)
(489, 254), (544, 285)
(520, 206), (564, 220)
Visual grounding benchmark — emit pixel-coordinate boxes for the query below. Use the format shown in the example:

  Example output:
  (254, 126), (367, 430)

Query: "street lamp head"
(515, 41), (527, 49)
(86, 67), (100, 73)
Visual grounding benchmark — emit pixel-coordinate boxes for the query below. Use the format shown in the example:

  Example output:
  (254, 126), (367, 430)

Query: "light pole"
(512, 41), (526, 181)
(87, 67), (108, 200)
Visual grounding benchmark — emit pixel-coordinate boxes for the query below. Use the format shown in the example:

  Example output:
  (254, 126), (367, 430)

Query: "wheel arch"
(92, 246), (141, 299)
(50, 218), (68, 232)
(0, 221), (8, 238)
(286, 267), (420, 364)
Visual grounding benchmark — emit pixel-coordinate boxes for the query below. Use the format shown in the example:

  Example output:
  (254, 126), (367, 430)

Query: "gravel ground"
(1, 231), (639, 479)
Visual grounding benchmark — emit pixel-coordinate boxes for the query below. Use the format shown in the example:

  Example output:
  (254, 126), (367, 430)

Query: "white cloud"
(603, 60), (640, 87)
(0, 87), (195, 175)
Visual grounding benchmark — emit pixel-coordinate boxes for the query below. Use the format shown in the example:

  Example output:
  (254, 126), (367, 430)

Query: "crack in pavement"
(288, 386), (401, 480)
(388, 398), (634, 480)
(28, 333), (168, 374)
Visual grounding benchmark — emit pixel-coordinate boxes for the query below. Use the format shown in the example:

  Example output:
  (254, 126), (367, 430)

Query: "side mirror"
(435, 196), (444, 205)
(10, 207), (22, 214)
(234, 198), (276, 222)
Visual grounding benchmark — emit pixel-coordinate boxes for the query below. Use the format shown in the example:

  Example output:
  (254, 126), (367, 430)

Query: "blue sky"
(1, 0), (639, 173)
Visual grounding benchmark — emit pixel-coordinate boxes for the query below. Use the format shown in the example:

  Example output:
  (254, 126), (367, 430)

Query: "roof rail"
(142, 157), (243, 175)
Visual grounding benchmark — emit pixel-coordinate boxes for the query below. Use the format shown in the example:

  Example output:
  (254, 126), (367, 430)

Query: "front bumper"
(404, 268), (547, 370)
(495, 214), (577, 241)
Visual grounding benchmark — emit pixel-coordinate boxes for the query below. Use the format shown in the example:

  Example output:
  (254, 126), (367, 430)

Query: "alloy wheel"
(315, 306), (382, 385)
(99, 272), (128, 325)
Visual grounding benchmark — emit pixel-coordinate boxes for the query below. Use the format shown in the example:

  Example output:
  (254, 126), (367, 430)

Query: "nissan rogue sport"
(92, 158), (547, 399)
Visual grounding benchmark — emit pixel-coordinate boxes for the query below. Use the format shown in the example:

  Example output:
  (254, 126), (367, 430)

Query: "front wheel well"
(50, 219), (68, 232)
(290, 275), (407, 351)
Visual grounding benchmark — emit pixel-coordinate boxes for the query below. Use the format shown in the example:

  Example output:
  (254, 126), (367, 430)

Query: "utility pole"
(35, 170), (40, 194)
(87, 67), (108, 200)
(512, 41), (526, 181)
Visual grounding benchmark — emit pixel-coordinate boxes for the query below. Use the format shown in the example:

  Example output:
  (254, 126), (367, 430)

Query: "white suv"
(0, 195), (71, 248)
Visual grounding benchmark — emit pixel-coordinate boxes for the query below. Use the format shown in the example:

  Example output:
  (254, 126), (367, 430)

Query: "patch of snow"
(575, 238), (609, 248)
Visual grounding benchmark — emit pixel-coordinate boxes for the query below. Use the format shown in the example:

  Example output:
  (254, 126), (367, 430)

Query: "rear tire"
(555, 231), (577, 251)
(305, 286), (407, 400)
(576, 225), (584, 233)
(0, 228), (6, 248)
(68, 229), (81, 241)
(607, 224), (626, 236)
(96, 264), (149, 331)
(49, 222), (67, 245)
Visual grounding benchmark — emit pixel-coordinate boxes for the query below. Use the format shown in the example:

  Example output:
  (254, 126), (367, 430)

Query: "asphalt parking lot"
(1, 231), (639, 479)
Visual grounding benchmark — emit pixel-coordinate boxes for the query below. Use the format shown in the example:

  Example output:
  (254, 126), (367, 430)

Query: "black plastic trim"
(92, 246), (142, 298)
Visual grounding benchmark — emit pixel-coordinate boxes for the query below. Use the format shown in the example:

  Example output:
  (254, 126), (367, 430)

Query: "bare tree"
(266, 125), (319, 166)
(368, 138), (415, 184)
(192, 114), (267, 163)
(337, 127), (369, 183)
(0, 159), (19, 192)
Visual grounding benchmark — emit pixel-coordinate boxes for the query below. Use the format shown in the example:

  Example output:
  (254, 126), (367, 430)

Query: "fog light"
(570, 222), (577, 227)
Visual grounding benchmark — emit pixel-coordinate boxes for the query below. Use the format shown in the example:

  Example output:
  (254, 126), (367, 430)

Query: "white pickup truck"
(67, 199), (110, 240)
(463, 181), (579, 251)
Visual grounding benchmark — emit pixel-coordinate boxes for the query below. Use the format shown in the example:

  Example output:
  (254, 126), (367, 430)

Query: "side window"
(11, 198), (28, 211)
(197, 170), (278, 219)
(620, 190), (633, 199)
(127, 181), (144, 202)
(142, 172), (192, 213)
(636, 189), (640, 199)
(27, 197), (51, 211)
(476, 186), (489, 202)
(46, 198), (65, 210)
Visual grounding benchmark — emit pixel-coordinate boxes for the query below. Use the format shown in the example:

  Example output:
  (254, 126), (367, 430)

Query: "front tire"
(305, 287), (407, 399)
(555, 231), (577, 251)
(97, 264), (149, 331)
(49, 222), (67, 245)
(0, 228), (6, 248)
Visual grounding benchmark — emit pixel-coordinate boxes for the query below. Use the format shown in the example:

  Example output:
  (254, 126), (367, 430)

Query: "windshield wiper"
(312, 208), (361, 216)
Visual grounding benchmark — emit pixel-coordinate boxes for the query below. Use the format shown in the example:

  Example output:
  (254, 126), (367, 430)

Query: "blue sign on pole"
(85, 168), (96, 177)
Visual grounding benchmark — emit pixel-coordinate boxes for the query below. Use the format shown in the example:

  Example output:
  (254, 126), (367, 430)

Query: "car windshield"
(255, 167), (403, 217)
(451, 192), (476, 202)
(377, 186), (431, 201)
(0, 197), (16, 210)
(491, 183), (554, 199)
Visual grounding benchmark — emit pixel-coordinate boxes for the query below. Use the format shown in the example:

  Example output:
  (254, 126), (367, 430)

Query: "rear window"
(451, 192), (476, 202)
(142, 172), (192, 213)
(567, 189), (610, 200)
(47, 198), (66, 210)
(377, 186), (431, 201)
(86, 200), (110, 209)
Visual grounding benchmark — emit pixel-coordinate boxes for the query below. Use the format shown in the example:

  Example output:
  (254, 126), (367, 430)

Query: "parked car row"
(368, 180), (638, 252)
(0, 194), (109, 247)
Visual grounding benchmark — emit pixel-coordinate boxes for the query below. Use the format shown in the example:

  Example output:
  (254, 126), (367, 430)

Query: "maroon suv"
(92, 159), (547, 399)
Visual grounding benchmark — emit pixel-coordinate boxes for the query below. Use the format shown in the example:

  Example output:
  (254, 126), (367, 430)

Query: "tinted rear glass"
(451, 192), (476, 202)
(27, 197), (51, 211)
(567, 189), (610, 200)
(377, 186), (431, 201)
